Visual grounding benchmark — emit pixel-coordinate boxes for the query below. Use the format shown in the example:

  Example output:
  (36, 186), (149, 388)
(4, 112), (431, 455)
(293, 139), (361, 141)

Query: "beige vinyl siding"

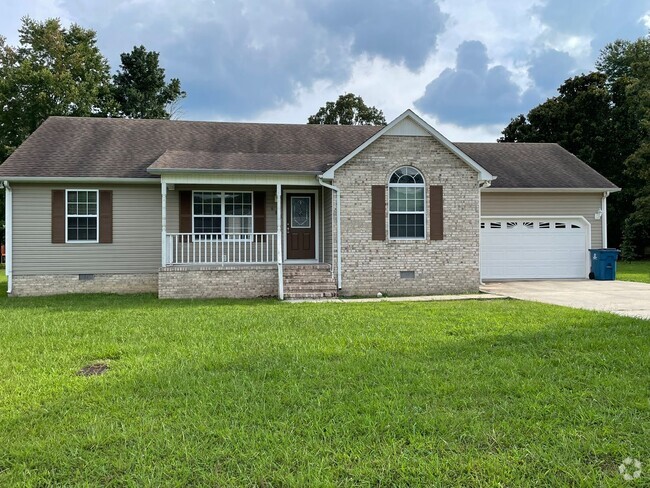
(265, 188), (277, 233)
(13, 184), (162, 275)
(166, 189), (179, 233)
(481, 192), (603, 248)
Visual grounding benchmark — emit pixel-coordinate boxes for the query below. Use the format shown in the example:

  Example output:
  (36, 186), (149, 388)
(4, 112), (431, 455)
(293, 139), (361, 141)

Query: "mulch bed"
(77, 362), (109, 376)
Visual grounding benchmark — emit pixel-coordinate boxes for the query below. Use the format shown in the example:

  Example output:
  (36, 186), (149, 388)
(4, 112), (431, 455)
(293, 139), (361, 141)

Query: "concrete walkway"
(480, 280), (650, 319)
(288, 293), (503, 304)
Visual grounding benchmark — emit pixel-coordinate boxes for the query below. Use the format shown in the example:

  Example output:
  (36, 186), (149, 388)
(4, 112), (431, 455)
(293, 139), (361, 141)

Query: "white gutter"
(0, 177), (159, 184)
(148, 168), (321, 176)
(602, 191), (609, 248)
(481, 187), (621, 193)
(3, 181), (12, 294)
(318, 177), (342, 290)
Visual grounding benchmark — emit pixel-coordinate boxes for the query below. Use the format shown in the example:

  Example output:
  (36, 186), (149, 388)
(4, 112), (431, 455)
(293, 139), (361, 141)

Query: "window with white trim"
(388, 166), (425, 239)
(193, 191), (252, 239)
(66, 190), (98, 242)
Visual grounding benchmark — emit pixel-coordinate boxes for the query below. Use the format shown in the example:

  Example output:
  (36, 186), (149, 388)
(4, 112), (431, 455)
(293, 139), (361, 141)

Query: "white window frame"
(191, 190), (254, 242)
(388, 167), (427, 241)
(65, 189), (99, 244)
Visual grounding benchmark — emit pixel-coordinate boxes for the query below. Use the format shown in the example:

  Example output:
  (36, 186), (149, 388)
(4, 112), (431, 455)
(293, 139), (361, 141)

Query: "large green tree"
(308, 93), (386, 125)
(0, 17), (114, 162)
(112, 45), (185, 119)
(0, 17), (114, 241)
(0, 18), (186, 244)
(499, 34), (650, 257)
(597, 38), (650, 258)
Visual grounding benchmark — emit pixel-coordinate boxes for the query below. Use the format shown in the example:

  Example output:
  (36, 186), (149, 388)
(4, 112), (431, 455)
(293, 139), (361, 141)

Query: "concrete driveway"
(480, 280), (650, 319)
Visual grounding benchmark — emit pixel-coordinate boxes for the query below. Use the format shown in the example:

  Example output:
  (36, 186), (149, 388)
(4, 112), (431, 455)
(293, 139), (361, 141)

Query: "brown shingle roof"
(0, 116), (382, 178)
(455, 142), (618, 189)
(149, 150), (343, 173)
(0, 116), (618, 190)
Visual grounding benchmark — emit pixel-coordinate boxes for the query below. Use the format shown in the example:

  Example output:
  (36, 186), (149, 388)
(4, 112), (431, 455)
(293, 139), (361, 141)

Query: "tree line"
(0, 17), (186, 239)
(0, 17), (185, 163)
(499, 36), (650, 259)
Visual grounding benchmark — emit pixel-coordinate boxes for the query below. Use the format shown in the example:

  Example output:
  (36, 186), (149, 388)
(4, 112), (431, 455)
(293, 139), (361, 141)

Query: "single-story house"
(0, 110), (619, 299)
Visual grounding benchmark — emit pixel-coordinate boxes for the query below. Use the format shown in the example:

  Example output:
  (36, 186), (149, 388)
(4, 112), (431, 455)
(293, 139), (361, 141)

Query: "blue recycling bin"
(589, 249), (620, 280)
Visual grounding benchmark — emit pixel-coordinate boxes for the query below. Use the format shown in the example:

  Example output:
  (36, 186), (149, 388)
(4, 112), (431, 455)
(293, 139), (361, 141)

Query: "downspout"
(317, 177), (342, 290)
(3, 181), (12, 294)
(161, 182), (167, 267)
(602, 191), (609, 248)
(478, 179), (491, 285)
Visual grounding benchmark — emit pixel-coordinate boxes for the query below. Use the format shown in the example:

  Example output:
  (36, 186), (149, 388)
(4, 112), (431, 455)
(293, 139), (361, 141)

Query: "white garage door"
(480, 218), (589, 280)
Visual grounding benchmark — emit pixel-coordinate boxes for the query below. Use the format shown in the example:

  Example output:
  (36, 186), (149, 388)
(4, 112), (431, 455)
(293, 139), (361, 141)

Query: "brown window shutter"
(179, 190), (193, 234)
(371, 185), (386, 240)
(51, 190), (66, 244)
(430, 185), (443, 240)
(253, 191), (266, 240)
(99, 190), (113, 243)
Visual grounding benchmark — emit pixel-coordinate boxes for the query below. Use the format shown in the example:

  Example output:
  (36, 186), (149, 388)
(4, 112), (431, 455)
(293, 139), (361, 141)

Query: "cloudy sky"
(2, 0), (649, 141)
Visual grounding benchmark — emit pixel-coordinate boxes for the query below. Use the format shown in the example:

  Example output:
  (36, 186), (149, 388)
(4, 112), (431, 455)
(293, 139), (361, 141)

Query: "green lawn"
(0, 274), (648, 486)
(617, 259), (650, 284)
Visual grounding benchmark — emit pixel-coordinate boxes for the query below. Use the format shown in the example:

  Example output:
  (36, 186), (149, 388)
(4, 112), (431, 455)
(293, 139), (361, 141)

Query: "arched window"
(388, 166), (425, 239)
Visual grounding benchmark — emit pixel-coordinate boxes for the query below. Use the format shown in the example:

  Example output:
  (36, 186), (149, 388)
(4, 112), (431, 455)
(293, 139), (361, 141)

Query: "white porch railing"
(165, 233), (278, 265)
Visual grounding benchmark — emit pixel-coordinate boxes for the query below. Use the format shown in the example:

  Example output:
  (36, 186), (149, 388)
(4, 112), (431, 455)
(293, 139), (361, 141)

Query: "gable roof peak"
(322, 109), (495, 181)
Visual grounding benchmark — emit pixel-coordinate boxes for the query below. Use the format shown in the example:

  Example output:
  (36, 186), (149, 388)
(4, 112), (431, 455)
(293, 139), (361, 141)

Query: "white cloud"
(1, 0), (648, 139)
(543, 34), (593, 59)
(642, 11), (650, 28)
(0, 0), (70, 44)
(253, 0), (546, 138)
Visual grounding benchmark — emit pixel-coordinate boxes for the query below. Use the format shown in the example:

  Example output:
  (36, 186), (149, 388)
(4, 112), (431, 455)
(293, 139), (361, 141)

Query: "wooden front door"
(286, 193), (316, 260)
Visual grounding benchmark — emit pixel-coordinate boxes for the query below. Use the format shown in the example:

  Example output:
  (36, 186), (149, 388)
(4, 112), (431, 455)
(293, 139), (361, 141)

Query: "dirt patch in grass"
(77, 362), (109, 376)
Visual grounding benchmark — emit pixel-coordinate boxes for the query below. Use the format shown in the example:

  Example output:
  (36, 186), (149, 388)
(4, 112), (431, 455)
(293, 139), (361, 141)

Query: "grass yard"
(0, 275), (648, 486)
(618, 259), (650, 284)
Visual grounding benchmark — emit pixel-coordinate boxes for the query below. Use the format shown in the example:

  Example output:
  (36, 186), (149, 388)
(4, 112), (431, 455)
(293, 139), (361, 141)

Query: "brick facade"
(158, 265), (278, 299)
(332, 135), (481, 296)
(8, 135), (481, 299)
(11, 273), (158, 296)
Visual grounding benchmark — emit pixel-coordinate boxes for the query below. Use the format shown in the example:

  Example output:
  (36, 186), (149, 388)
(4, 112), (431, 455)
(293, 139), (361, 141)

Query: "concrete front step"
(283, 266), (331, 269)
(284, 278), (336, 284)
(285, 291), (338, 299)
(283, 272), (333, 279)
(283, 264), (331, 270)
(284, 285), (337, 293)
(282, 264), (337, 298)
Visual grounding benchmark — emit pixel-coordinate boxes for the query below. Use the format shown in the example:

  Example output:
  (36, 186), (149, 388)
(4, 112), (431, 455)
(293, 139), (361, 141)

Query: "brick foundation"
(158, 265), (278, 299)
(11, 273), (158, 296)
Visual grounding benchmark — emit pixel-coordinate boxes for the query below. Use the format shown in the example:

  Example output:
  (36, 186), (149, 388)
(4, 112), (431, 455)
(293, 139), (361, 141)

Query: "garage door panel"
(481, 218), (588, 279)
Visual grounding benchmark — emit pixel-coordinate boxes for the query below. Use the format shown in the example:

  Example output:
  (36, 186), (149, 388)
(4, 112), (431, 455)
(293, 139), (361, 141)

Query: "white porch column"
(276, 183), (284, 300)
(161, 182), (167, 267)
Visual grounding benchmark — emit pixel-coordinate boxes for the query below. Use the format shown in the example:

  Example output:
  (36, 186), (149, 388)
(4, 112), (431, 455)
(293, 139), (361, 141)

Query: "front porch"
(158, 263), (337, 300)
(164, 232), (279, 266)
(158, 176), (338, 299)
